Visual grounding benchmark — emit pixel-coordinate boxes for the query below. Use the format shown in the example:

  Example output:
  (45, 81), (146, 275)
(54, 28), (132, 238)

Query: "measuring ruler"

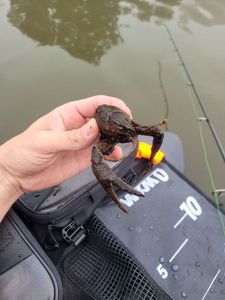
(96, 162), (225, 300)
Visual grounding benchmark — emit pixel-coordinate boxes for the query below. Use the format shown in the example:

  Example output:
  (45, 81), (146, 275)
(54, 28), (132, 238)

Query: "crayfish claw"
(106, 185), (128, 213)
(114, 177), (144, 198)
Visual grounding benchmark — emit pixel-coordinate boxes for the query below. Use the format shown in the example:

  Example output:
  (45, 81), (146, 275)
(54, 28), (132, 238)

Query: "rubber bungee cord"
(164, 24), (225, 235)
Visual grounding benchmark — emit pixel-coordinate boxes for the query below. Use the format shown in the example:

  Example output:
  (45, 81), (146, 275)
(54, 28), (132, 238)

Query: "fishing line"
(186, 84), (225, 234)
(164, 24), (225, 235)
(158, 61), (169, 131)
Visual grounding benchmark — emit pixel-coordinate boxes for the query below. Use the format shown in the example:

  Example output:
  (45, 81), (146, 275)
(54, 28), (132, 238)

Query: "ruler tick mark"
(201, 269), (221, 300)
(169, 238), (189, 263)
(174, 212), (188, 229)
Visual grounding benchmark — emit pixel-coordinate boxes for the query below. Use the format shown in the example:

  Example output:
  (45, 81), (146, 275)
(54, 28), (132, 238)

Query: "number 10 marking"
(174, 196), (202, 229)
(180, 196), (202, 221)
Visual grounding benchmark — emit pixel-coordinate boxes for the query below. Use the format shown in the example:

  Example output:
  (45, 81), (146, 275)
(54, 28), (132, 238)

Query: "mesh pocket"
(63, 216), (172, 300)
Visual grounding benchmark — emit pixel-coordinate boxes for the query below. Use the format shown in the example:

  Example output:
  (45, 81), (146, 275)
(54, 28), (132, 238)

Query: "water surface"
(1, 0), (225, 204)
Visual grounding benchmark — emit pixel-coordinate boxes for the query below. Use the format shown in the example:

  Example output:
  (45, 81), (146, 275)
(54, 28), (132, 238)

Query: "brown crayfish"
(91, 104), (165, 213)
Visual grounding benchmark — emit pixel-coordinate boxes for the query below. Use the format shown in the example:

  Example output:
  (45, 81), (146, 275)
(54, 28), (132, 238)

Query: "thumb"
(43, 118), (99, 152)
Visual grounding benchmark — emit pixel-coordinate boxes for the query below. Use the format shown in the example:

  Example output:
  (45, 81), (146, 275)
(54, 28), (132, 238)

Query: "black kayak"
(0, 132), (225, 300)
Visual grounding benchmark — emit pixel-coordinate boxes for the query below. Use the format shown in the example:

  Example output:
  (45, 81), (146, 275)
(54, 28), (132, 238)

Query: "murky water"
(1, 0), (225, 204)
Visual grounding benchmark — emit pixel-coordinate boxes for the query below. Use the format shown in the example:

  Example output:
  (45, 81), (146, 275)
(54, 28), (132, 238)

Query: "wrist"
(0, 164), (23, 222)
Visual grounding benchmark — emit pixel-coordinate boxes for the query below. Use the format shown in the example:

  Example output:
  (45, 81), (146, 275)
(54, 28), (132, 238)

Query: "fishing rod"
(164, 24), (225, 164)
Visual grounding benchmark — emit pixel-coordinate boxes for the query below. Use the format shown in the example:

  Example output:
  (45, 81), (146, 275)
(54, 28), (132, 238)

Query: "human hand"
(0, 95), (130, 220)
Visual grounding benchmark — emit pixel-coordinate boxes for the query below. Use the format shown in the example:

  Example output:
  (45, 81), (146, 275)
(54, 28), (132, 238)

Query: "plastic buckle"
(123, 169), (137, 184)
(62, 220), (86, 246)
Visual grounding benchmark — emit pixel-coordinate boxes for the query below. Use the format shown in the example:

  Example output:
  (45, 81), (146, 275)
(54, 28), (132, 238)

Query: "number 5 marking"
(157, 264), (168, 279)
